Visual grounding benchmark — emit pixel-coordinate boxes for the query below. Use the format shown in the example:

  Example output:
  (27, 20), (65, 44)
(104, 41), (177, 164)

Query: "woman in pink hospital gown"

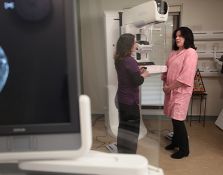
(162, 27), (198, 159)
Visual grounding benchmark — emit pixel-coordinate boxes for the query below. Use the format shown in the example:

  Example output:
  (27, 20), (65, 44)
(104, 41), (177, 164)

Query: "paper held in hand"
(145, 65), (167, 74)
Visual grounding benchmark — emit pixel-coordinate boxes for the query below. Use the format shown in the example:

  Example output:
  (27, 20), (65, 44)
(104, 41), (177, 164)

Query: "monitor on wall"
(0, 0), (91, 161)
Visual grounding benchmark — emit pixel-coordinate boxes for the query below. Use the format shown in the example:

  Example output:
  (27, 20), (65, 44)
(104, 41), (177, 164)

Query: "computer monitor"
(0, 0), (91, 161)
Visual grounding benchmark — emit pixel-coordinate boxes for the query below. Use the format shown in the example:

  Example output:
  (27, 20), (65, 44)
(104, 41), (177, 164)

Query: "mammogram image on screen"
(0, 47), (9, 92)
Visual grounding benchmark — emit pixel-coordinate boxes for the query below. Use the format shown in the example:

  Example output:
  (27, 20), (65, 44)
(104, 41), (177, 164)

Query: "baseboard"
(91, 113), (217, 122)
(142, 115), (218, 121)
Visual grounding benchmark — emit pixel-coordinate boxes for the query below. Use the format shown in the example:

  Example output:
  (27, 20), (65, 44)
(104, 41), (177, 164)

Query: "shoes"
(165, 144), (177, 150)
(171, 151), (189, 159)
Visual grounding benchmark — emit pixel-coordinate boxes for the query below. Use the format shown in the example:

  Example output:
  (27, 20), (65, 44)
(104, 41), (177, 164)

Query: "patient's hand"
(163, 84), (171, 94)
(161, 73), (167, 81)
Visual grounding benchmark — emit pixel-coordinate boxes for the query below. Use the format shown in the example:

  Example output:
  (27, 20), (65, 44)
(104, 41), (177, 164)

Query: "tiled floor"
(92, 117), (223, 175)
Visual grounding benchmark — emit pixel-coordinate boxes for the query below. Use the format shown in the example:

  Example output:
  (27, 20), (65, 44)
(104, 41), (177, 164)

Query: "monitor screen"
(0, 0), (81, 135)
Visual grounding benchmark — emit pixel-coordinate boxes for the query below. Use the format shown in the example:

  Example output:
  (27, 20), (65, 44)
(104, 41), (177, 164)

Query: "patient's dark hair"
(172, 27), (196, 50)
(114, 33), (135, 65)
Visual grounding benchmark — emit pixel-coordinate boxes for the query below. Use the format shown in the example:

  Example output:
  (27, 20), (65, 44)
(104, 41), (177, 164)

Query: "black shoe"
(171, 151), (189, 159)
(165, 144), (177, 150)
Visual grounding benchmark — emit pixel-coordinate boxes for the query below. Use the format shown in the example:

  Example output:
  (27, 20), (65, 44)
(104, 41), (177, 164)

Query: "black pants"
(171, 119), (189, 154)
(117, 103), (140, 154)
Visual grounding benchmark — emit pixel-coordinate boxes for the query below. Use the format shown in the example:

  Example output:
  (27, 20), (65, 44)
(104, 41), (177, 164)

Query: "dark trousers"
(171, 119), (189, 154)
(117, 103), (140, 154)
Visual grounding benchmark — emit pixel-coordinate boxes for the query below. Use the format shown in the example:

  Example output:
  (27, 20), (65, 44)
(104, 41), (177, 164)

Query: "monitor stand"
(18, 150), (164, 175)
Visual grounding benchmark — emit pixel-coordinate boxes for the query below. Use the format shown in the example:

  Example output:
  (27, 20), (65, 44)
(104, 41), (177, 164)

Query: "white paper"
(145, 65), (167, 74)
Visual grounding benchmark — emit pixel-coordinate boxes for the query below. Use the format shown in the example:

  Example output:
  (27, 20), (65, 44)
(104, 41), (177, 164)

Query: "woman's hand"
(163, 84), (171, 94)
(163, 81), (184, 94)
(139, 66), (150, 78)
(161, 73), (167, 81)
(139, 66), (147, 74)
(141, 70), (150, 78)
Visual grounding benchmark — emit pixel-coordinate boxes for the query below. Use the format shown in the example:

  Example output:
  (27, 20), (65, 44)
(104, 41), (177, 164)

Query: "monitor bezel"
(0, 0), (81, 136)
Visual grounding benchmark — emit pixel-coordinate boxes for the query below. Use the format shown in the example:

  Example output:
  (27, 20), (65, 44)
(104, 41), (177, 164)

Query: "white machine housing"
(122, 0), (168, 63)
(122, 0), (168, 28)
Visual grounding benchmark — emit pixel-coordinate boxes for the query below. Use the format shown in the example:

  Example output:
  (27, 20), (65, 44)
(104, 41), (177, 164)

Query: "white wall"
(167, 0), (223, 30)
(80, 0), (223, 116)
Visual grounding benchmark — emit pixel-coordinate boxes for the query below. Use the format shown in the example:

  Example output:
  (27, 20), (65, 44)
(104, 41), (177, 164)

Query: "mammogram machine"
(104, 0), (168, 141)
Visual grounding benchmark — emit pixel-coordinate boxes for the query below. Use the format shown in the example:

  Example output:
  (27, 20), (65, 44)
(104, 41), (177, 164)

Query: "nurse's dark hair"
(172, 26), (196, 50)
(114, 33), (135, 65)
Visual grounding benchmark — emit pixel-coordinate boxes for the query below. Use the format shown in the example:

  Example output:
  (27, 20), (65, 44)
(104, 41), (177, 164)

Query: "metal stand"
(189, 92), (207, 127)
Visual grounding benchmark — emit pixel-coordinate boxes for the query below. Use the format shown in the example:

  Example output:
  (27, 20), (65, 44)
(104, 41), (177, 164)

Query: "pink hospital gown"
(164, 48), (198, 121)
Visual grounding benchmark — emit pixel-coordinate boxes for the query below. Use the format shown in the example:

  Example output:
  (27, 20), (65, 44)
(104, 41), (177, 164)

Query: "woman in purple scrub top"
(114, 33), (149, 154)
